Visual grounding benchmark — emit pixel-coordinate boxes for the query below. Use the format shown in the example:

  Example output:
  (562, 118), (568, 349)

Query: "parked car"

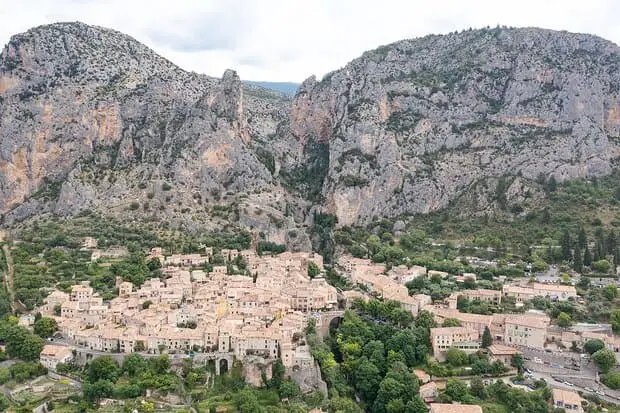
(584, 387), (594, 392)
(564, 381), (574, 387)
(596, 390), (605, 396)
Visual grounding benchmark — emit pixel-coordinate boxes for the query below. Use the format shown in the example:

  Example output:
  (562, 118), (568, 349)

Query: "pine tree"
(546, 176), (557, 193)
(594, 239), (604, 262)
(482, 326), (492, 348)
(561, 229), (572, 261)
(607, 230), (617, 255)
(573, 246), (583, 272)
(578, 227), (588, 250)
(584, 244), (593, 266)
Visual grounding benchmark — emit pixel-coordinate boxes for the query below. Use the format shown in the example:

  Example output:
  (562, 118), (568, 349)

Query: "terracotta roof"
(430, 404), (483, 413)
(487, 344), (519, 356)
(553, 388), (582, 406)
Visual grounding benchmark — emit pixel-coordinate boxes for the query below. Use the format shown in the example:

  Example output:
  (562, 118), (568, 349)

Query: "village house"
(504, 313), (550, 348)
(486, 344), (519, 365)
(430, 327), (480, 361)
(459, 289), (502, 304)
(387, 265), (427, 284)
(39, 344), (74, 370)
(419, 382), (439, 403)
(431, 308), (493, 335)
(428, 270), (450, 279)
(552, 389), (583, 413)
(503, 283), (577, 303)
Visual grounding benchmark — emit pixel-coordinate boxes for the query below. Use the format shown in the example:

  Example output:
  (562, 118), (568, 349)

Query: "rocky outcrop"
(289, 27), (620, 225)
(2, 23), (620, 229)
(0, 22), (294, 234)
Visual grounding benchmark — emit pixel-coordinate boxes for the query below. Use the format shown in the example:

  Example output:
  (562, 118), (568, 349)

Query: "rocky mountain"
(0, 22), (304, 245)
(1, 23), (620, 234)
(291, 27), (620, 226)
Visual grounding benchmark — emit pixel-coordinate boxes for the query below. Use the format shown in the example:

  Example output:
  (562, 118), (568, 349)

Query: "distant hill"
(244, 81), (299, 95)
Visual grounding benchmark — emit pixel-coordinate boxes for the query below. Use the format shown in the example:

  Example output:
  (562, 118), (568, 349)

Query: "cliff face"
(0, 22), (297, 237)
(1, 23), (620, 229)
(289, 27), (620, 225)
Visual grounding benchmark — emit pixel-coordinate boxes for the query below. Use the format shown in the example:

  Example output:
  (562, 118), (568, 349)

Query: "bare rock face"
(2, 23), (620, 230)
(0, 22), (291, 231)
(288, 27), (620, 225)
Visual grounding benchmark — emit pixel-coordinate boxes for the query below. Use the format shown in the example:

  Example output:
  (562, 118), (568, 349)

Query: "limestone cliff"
(0, 22), (299, 242)
(288, 27), (620, 225)
(2, 23), (620, 230)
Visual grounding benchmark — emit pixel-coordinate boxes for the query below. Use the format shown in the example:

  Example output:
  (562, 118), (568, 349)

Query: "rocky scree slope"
(289, 27), (620, 226)
(1, 24), (620, 232)
(0, 22), (304, 244)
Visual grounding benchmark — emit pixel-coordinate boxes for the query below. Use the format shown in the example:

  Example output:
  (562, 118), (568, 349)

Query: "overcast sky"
(1, 0), (619, 82)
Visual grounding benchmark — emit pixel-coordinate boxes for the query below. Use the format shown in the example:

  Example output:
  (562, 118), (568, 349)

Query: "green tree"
(33, 317), (58, 338)
(445, 378), (469, 402)
(446, 349), (469, 367)
(279, 379), (301, 400)
(415, 311), (437, 329)
(469, 376), (487, 399)
(604, 284), (618, 301)
(442, 318), (461, 327)
(607, 230), (618, 255)
(510, 353), (524, 372)
(592, 349), (616, 373)
(584, 339), (605, 355)
(481, 326), (492, 348)
(573, 246), (583, 272)
(561, 229), (572, 261)
(355, 358), (382, 404)
(557, 312), (573, 329)
(122, 353), (147, 377)
(405, 396), (427, 413)
(578, 227), (588, 250)
(593, 259), (611, 273)
(367, 235), (382, 255)
(602, 372), (620, 389)
(86, 356), (120, 383)
(546, 176), (557, 193)
(386, 399), (405, 413)
(149, 354), (170, 374)
(532, 260), (549, 272)
(83, 379), (115, 403)
(308, 262), (321, 278)
(0, 324), (45, 361)
(146, 257), (162, 271)
(611, 310), (620, 333)
(267, 359), (285, 389)
(328, 395), (364, 413)
(584, 244), (593, 266)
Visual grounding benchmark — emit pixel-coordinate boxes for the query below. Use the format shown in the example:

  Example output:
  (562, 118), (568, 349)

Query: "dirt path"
(2, 244), (25, 313)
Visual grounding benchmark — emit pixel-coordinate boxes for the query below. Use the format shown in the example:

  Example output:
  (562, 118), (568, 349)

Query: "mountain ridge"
(2, 22), (620, 238)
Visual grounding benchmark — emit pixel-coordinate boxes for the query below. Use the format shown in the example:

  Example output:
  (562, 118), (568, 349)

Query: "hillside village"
(10, 236), (620, 411)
